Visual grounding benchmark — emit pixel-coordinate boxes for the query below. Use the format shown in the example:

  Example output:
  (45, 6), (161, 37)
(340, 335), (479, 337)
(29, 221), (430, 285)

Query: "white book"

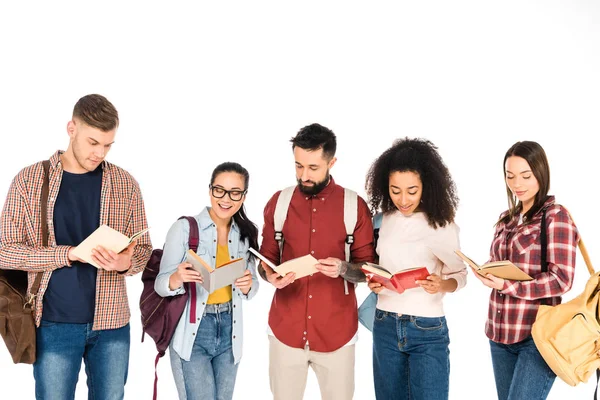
(185, 249), (246, 294)
(249, 248), (319, 280)
(70, 225), (150, 269)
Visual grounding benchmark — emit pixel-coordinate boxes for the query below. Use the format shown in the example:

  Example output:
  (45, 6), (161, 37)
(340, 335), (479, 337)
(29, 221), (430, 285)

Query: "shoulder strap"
(273, 186), (295, 261)
(342, 189), (358, 295)
(30, 161), (51, 297)
(179, 216), (199, 252)
(343, 188), (358, 263)
(541, 210), (548, 274)
(373, 212), (383, 249)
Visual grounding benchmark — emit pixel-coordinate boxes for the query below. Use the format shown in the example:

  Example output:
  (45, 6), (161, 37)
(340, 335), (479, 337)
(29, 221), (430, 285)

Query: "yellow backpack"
(531, 237), (598, 387)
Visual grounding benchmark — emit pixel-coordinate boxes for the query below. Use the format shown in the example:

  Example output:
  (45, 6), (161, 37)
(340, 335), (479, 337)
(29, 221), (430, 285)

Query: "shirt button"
(303, 337), (306, 340)
(311, 250), (314, 254)
(233, 335), (236, 339)
(312, 229), (316, 233)
(192, 333), (195, 336)
(308, 316), (312, 319)
(497, 310), (501, 314)
(310, 274), (313, 277)
(313, 209), (316, 212)
(309, 295), (312, 299)
(305, 197), (309, 200)
(303, 331), (307, 335)
(321, 198), (324, 201)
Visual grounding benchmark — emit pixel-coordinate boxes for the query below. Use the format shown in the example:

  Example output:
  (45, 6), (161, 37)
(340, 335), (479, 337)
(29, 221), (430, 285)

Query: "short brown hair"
(72, 94), (119, 131)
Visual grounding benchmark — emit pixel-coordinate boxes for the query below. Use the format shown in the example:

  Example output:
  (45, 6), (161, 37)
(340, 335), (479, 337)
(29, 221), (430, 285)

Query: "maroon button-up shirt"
(260, 178), (375, 352)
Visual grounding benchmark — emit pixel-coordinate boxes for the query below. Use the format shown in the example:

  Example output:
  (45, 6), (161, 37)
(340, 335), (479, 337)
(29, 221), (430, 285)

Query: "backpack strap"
(28, 161), (50, 305)
(273, 186), (295, 262)
(343, 189), (358, 295)
(177, 216), (200, 324)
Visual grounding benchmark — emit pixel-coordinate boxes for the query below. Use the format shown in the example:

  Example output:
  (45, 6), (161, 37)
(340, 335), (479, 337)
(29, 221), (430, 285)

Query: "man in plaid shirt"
(0, 94), (152, 399)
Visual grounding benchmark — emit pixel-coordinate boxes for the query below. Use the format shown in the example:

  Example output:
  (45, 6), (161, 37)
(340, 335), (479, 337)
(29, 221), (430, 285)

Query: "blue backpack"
(357, 212), (383, 332)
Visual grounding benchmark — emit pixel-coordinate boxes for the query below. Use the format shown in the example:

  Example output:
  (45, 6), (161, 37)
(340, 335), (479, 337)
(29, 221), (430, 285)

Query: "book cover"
(71, 225), (150, 269)
(186, 249), (246, 293)
(454, 250), (533, 281)
(361, 263), (430, 294)
(248, 248), (319, 280)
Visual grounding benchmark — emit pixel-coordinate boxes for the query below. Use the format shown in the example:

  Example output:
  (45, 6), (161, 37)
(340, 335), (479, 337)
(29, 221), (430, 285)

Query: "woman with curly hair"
(365, 137), (467, 400)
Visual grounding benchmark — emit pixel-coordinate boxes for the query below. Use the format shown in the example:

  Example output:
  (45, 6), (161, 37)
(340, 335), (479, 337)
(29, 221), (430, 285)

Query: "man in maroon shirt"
(259, 123), (375, 400)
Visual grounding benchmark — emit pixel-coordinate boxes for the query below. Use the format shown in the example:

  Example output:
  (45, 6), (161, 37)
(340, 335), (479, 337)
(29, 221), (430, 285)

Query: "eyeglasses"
(209, 184), (247, 201)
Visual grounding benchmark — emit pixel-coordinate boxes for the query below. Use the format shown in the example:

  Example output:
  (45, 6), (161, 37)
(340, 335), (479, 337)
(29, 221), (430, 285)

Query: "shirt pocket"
(514, 225), (541, 255)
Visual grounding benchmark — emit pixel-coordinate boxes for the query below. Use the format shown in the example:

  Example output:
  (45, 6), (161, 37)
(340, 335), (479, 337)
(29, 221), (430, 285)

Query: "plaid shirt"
(0, 151), (152, 330)
(485, 196), (579, 344)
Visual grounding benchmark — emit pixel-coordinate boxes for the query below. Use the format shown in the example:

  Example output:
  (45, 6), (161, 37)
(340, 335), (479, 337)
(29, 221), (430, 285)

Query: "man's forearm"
(339, 261), (366, 283)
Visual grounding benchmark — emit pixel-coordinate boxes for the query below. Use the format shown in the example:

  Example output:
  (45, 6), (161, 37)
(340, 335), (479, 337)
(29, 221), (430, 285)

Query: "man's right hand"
(263, 262), (295, 289)
(67, 247), (83, 264)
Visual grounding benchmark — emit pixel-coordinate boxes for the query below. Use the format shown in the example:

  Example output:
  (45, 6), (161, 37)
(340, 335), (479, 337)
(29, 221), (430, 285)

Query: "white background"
(1, 1), (599, 399)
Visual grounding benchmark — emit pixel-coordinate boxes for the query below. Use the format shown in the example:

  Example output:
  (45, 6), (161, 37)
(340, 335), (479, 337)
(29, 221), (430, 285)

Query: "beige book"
(71, 225), (150, 269)
(185, 249), (246, 294)
(455, 250), (533, 281)
(249, 248), (319, 280)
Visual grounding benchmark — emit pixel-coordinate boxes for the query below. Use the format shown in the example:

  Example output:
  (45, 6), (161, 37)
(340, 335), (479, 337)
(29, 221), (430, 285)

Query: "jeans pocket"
(374, 309), (387, 321)
(412, 316), (445, 331)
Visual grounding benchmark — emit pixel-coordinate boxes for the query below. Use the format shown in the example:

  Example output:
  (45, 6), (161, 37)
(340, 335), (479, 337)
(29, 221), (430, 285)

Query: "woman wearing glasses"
(154, 162), (259, 400)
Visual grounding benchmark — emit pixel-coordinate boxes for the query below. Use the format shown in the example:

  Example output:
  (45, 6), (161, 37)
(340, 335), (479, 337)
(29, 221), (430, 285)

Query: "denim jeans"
(33, 321), (130, 400)
(372, 309), (450, 400)
(170, 301), (238, 400)
(490, 336), (556, 400)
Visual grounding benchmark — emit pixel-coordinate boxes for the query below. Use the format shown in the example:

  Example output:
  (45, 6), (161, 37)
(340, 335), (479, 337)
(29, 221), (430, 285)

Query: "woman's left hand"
(416, 274), (443, 294)
(470, 267), (505, 290)
(234, 269), (253, 295)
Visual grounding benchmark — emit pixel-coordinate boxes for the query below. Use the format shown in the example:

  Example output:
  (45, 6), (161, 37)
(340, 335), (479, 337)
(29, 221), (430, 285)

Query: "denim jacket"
(154, 207), (259, 363)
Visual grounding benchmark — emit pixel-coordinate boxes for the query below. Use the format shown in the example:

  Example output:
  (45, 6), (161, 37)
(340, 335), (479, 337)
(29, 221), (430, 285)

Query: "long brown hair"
(498, 141), (550, 225)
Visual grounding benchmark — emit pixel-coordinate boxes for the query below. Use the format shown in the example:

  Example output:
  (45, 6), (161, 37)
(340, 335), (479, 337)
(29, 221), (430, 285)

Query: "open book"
(248, 248), (319, 280)
(70, 225), (150, 269)
(454, 250), (533, 281)
(186, 249), (246, 294)
(361, 263), (430, 294)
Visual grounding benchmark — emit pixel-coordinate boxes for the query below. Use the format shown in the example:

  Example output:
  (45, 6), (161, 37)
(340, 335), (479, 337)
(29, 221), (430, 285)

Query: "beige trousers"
(268, 335), (355, 400)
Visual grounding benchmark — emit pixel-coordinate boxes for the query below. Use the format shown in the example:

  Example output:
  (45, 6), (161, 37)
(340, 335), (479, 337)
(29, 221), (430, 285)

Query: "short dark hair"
(72, 94), (119, 131)
(500, 140), (550, 225)
(365, 137), (459, 228)
(290, 123), (337, 160)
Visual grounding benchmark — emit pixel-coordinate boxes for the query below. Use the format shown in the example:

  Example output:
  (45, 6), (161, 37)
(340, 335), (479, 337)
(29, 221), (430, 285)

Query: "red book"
(361, 263), (430, 294)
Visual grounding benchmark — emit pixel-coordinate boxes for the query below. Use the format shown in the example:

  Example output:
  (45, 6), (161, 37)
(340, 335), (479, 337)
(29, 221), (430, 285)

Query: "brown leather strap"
(29, 160), (51, 297)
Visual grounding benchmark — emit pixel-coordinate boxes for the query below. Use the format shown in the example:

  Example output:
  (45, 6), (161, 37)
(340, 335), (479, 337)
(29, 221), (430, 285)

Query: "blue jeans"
(490, 336), (556, 400)
(33, 321), (130, 400)
(372, 309), (450, 400)
(170, 301), (238, 400)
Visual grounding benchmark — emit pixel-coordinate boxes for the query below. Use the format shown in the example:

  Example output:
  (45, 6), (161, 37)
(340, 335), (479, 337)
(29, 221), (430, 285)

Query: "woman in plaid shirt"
(472, 141), (579, 400)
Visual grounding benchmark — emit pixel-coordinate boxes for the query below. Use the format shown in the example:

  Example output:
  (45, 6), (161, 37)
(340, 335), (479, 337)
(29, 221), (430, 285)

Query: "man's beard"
(297, 172), (330, 195)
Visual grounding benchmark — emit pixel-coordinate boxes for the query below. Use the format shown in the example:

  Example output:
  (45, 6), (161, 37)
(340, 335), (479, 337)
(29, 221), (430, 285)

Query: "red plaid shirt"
(0, 151), (152, 330)
(485, 196), (579, 344)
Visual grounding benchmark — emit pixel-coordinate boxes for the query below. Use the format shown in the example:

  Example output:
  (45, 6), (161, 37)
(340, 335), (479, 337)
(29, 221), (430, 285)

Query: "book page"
(361, 263), (392, 278)
(71, 225), (131, 269)
(454, 250), (481, 270)
(128, 227), (150, 244)
(277, 255), (319, 279)
(209, 258), (246, 293)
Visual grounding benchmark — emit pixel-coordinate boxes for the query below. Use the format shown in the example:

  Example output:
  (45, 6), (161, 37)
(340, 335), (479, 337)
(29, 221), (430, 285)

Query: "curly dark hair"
(365, 137), (459, 229)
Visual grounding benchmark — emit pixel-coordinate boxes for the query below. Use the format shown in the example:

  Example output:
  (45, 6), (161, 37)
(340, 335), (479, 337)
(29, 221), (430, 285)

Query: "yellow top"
(206, 244), (233, 304)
